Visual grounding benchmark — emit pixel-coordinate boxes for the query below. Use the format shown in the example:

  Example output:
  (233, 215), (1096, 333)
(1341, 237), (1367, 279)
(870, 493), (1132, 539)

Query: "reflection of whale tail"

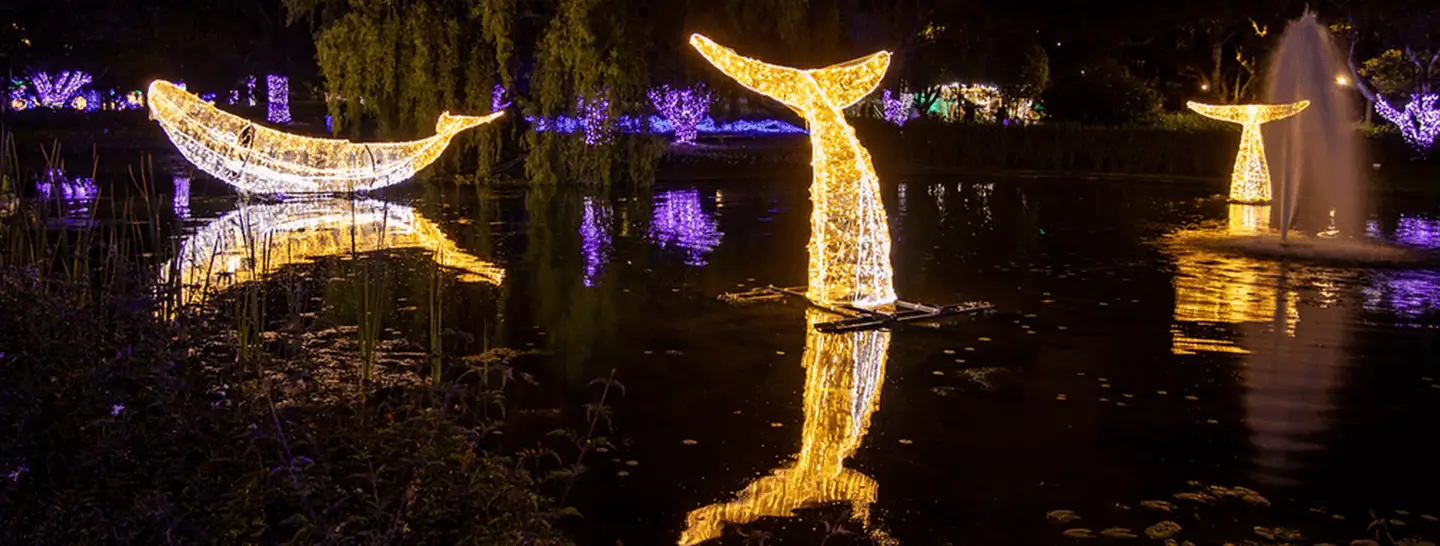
(687, 34), (891, 112)
(435, 111), (505, 135)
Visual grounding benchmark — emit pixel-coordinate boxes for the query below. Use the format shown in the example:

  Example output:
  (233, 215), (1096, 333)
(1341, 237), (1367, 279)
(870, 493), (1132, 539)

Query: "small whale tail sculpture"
(689, 34), (897, 308)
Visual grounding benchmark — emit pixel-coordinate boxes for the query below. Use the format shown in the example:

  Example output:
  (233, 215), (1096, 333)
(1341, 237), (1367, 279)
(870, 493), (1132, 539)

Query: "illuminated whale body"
(147, 80), (503, 194)
(689, 34), (896, 308)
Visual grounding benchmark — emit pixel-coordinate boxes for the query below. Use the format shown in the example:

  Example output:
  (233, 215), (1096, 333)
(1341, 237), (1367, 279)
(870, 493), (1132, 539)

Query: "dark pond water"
(17, 166), (1440, 544)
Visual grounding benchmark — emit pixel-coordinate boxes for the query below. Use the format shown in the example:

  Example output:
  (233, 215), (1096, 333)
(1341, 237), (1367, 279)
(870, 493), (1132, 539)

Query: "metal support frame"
(720, 285), (994, 333)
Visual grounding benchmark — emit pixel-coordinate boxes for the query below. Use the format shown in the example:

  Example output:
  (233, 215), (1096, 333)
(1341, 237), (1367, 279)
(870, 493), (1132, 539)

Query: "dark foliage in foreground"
(0, 268), (573, 545)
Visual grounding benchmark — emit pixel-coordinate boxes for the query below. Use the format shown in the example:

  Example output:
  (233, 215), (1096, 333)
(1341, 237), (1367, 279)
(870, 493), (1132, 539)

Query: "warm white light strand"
(690, 34), (896, 308)
(148, 80), (503, 194)
(1187, 101), (1310, 203)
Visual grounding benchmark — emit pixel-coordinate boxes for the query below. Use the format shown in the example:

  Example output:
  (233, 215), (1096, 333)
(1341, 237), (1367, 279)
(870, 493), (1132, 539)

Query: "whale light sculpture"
(1186, 101), (1310, 204)
(690, 34), (895, 308)
(147, 80), (503, 194)
(679, 309), (893, 545)
(164, 198), (504, 306)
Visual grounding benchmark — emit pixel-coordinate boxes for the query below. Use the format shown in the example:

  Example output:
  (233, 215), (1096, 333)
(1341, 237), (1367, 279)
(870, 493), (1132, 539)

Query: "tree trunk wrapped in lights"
(679, 309), (892, 546)
(148, 80), (503, 194)
(1186, 101), (1310, 204)
(689, 34), (896, 308)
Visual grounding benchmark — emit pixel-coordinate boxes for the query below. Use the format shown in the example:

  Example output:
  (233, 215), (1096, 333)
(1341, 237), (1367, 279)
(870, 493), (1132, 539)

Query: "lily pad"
(1047, 510), (1082, 524)
(1140, 500), (1175, 512)
(1145, 521), (1182, 539)
(1174, 492), (1213, 503)
(1100, 527), (1138, 539)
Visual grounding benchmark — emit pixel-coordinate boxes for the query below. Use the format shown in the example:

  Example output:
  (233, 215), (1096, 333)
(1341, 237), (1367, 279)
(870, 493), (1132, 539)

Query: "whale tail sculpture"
(1185, 101), (1310, 204)
(689, 34), (897, 308)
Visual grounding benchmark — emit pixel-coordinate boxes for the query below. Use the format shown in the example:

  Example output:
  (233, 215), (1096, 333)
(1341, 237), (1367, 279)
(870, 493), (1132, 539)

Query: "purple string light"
(576, 94), (611, 145)
(1375, 93), (1439, 151)
(267, 74), (291, 124)
(882, 90), (910, 126)
(173, 175), (191, 219)
(649, 84), (713, 145)
(649, 188), (723, 266)
(247, 76), (257, 106)
(492, 84), (510, 112)
(580, 197), (612, 287)
(29, 71), (92, 108)
(529, 114), (806, 136)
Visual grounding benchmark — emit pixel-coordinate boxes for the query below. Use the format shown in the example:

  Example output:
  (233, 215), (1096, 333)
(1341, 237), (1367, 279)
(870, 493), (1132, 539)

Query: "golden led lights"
(679, 310), (892, 545)
(1186, 101), (1310, 204)
(147, 80), (503, 194)
(164, 198), (504, 306)
(1169, 214), (1298, 356)
(689, 34), (896, 308)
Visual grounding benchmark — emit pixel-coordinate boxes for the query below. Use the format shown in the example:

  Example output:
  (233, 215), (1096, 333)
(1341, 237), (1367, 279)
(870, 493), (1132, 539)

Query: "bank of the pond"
(5, 112), (1438, 195)
(0, 261), (588, 545)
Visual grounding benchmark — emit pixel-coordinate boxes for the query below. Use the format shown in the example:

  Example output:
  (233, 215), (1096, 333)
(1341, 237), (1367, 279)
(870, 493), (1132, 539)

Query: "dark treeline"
(4, 0), (1438, 173)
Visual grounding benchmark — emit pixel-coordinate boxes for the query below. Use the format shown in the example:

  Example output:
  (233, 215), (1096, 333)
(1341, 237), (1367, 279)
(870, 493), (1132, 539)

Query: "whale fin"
(435, 111), (505, 135)
(808, 50), (891, 109)
(689, 34), (891, 112)
(689, 34), (812, 110)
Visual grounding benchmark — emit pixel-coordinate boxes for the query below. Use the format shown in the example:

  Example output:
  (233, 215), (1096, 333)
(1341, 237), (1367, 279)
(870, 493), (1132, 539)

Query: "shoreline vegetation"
(0, 160), (618, 543)
(4, 111), (1437, 197)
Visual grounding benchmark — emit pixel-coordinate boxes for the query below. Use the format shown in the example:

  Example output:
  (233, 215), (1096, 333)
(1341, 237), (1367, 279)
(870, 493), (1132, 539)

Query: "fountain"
(1197, 12), (1432, 265)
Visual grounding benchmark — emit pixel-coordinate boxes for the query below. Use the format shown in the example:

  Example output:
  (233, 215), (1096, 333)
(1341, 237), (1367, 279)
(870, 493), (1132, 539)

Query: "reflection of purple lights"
(200, 92), (217, 104)
(1364, 270), (1440, 320)
(1395, 216), (1440, 248)
(650, 189), (723, 266)
(649, 84), (713, 144)
(882, 90), (910, 126)
(36, 170), (99, 226)
(37, 170), (98, 201)
(580, 197), (612, 287)
(1376, 93), (1439, 151)
(530, 115), (806, 136)
(267, 75), (291, 124)
(173, 175), (191, 219)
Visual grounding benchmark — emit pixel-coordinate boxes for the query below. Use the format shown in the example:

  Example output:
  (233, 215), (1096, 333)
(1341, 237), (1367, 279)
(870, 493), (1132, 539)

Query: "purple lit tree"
(23, 71), (92, 109)
(267, 75), (291, 124)
(1375, 94), (1439, 151)
(492, 84), (511, 112)
(576, 93), (611, 145)
(882, 90), (911, 126)
(648, 84), (713, 145)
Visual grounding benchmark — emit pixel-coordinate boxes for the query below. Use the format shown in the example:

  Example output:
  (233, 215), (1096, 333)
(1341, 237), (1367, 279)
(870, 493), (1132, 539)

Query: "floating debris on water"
(898, 439), (913, 445)
(769, 422), (783, 428)
(682, 439), (697, 445)
(1056, 394), (1068, 401)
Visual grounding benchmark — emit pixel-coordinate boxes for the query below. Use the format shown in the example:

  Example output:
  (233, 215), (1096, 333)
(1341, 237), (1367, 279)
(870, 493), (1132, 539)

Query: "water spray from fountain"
(1264, 11), (1365, 242)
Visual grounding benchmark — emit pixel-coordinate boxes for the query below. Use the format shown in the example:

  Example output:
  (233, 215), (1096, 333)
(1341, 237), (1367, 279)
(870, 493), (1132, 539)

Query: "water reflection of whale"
(165, 198), (504, 305)
(1170, 204), (1345, 486)
(679, 309), (894, 545)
